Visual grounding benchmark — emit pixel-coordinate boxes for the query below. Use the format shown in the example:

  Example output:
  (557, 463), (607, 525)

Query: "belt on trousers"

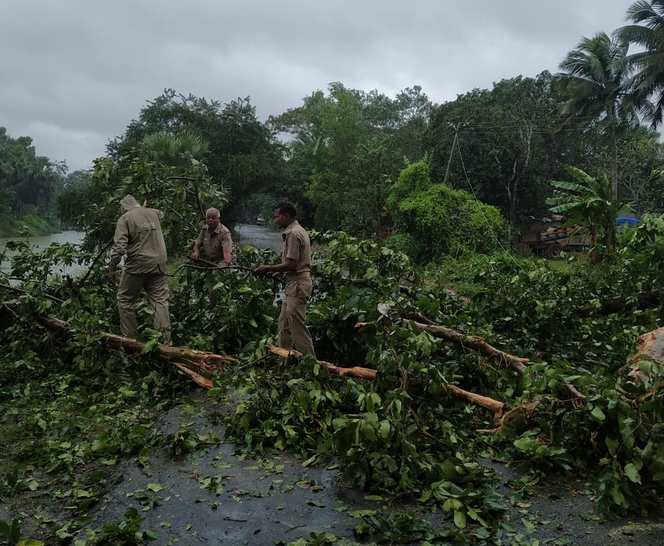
(285, 271), (311, 282)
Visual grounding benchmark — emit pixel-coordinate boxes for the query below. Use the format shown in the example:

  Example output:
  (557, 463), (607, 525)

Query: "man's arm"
(220, 230), (234, 266)
(190, 229), (204, 260)
(254, 258), (297, 277)
(108, 218), (128, 283)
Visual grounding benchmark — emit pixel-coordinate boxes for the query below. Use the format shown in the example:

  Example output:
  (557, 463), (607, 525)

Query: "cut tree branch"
(266, 344), (506, 418)
(576, 289), (664, 317)
(38, 315), (236, 375)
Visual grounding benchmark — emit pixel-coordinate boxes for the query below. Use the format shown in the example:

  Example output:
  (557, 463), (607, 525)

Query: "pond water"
(0, 230), (85, 281)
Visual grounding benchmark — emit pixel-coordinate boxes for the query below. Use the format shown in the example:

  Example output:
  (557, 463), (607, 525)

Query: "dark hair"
(275, 202), (296, 218)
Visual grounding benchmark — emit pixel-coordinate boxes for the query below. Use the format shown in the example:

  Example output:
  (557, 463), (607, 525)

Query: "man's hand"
(108, 266), (117, 284)
(190, 249), (200, 261)
(254, 265), (271, 277)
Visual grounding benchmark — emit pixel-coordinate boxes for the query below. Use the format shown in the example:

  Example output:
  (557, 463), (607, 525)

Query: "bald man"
(190, 208), (234, 305)
(190, 208), (233, 265)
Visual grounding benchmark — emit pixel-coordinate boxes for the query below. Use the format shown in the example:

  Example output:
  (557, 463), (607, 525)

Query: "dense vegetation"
(3, 216), (664, 544)
(5, 1), (664, 544)
(6, 1), (664, 241)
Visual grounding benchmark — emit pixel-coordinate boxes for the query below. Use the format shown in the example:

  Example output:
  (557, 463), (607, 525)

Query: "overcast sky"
(1, 0), (634, 172)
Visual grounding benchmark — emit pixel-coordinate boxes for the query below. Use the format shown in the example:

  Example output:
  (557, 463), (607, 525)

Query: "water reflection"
(0, 231), (85, 281)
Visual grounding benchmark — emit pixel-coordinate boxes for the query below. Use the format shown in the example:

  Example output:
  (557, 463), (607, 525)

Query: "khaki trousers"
(278, 275), (315, 357)
(117, 271), (172, 345)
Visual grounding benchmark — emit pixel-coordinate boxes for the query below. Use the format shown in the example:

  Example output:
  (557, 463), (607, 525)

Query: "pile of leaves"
(2, 222), (664, 544)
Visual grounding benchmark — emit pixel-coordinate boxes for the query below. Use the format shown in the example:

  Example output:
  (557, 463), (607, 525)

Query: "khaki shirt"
(282, 220), (311, 281)
(195, 223), (233, 262)
(110, 207), (167, 274)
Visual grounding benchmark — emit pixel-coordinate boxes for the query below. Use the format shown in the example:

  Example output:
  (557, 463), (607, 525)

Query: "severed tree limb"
(476, 400), (541, 434)
(400, 318), (530, 375)
(633, 382), (664, 406)
(173, 362), (214, 389)
(400, 318), (586, 401)
(3, 284), (66, 305)
(77, 237), (114, 289)
(576, 289), (664, 317)
(266, 344), (506, 418)
(37, 315), (236, 375)
(357, 317), (586, 401)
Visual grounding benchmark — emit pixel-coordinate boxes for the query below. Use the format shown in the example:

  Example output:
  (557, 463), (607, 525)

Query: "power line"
(454, 137), (522, 267)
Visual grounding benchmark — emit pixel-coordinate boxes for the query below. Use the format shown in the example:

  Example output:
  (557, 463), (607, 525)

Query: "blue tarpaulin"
(616, 217), (639, 226)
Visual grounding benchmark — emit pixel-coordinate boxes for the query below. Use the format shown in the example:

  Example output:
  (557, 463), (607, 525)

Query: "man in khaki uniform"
(190, 208), (233, 265)
(254, 202), (316, 357)
(190, 208), (233, 305)
(108, 195), (171, 345)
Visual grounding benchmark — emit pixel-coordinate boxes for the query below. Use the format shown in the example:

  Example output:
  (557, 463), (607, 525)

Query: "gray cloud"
(1, 0), (632, 171)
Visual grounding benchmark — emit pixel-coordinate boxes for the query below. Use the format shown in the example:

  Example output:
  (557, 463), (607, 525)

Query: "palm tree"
(546, 166), (632, 253)
(617, 0), (664, 126)
(558, 32), (638, 200)
(141, 131), (210, 172)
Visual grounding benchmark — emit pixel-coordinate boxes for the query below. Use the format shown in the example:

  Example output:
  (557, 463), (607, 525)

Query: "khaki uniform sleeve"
(195, 228), (204, 248)
(221, 230), (233, 254)
(110, 217), (129, 268)
(284, 232), (302, 262)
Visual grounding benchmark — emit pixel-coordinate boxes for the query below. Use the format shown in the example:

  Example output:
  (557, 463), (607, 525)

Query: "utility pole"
(443, 122), (464, 185)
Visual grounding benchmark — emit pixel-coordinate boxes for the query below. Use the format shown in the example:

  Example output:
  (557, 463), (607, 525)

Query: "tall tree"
(428, 72), (572, 228)
(618, 0), (664, 127)
(588, 125), (664, 215)
(107, 90), (284, 223)
(269, 82), (433, 234)
(0, 127), (59, 227)
(558, 32), (638, 199)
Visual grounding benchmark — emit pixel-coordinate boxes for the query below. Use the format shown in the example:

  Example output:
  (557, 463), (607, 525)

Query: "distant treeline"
(10, 1), (664, 245)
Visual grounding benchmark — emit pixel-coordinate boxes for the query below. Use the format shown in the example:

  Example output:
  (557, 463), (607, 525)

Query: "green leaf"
(453, 509), (467, 529)
(359, 422), (377, 442)
(605, 436), (620, 456)
(378, 420), (390, 439)
(624, 463), (641, 484)
(591, 406), (606, 421)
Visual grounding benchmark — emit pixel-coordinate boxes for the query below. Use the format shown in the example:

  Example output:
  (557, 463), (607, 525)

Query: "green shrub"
(388, 162), (508, 263)
(383, 232), (418, 259)
(18, 214), (57, 236)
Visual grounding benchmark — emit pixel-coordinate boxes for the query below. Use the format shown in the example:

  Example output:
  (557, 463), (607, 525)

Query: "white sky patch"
(22, 122), (106, 170)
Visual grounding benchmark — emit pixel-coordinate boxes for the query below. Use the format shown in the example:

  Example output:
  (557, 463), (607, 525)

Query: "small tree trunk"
(611, 124), (618, 200)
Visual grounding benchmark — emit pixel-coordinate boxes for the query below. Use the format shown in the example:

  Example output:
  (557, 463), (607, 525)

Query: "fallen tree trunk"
(357, 316), (586, 401)
(266, 344), (506, 418)
(576, 289), (663, 317)
(400, 317), (529, 375)
(401, 318), (586, 401)
(38, 315), (236, 375)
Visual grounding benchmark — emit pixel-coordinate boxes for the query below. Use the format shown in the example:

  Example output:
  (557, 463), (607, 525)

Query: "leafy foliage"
(0, 127), (61, 235)
(388, 161), (509, 261)
(546, 165), (632, 252)
(5, 197), (664, 543)
(269, 83), (433, 234)
(106, 89), (284, 224)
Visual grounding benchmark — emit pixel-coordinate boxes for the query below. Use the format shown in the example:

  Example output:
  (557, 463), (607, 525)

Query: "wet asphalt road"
(235, 224), (283, 253)
(68, 395), (664, 546)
